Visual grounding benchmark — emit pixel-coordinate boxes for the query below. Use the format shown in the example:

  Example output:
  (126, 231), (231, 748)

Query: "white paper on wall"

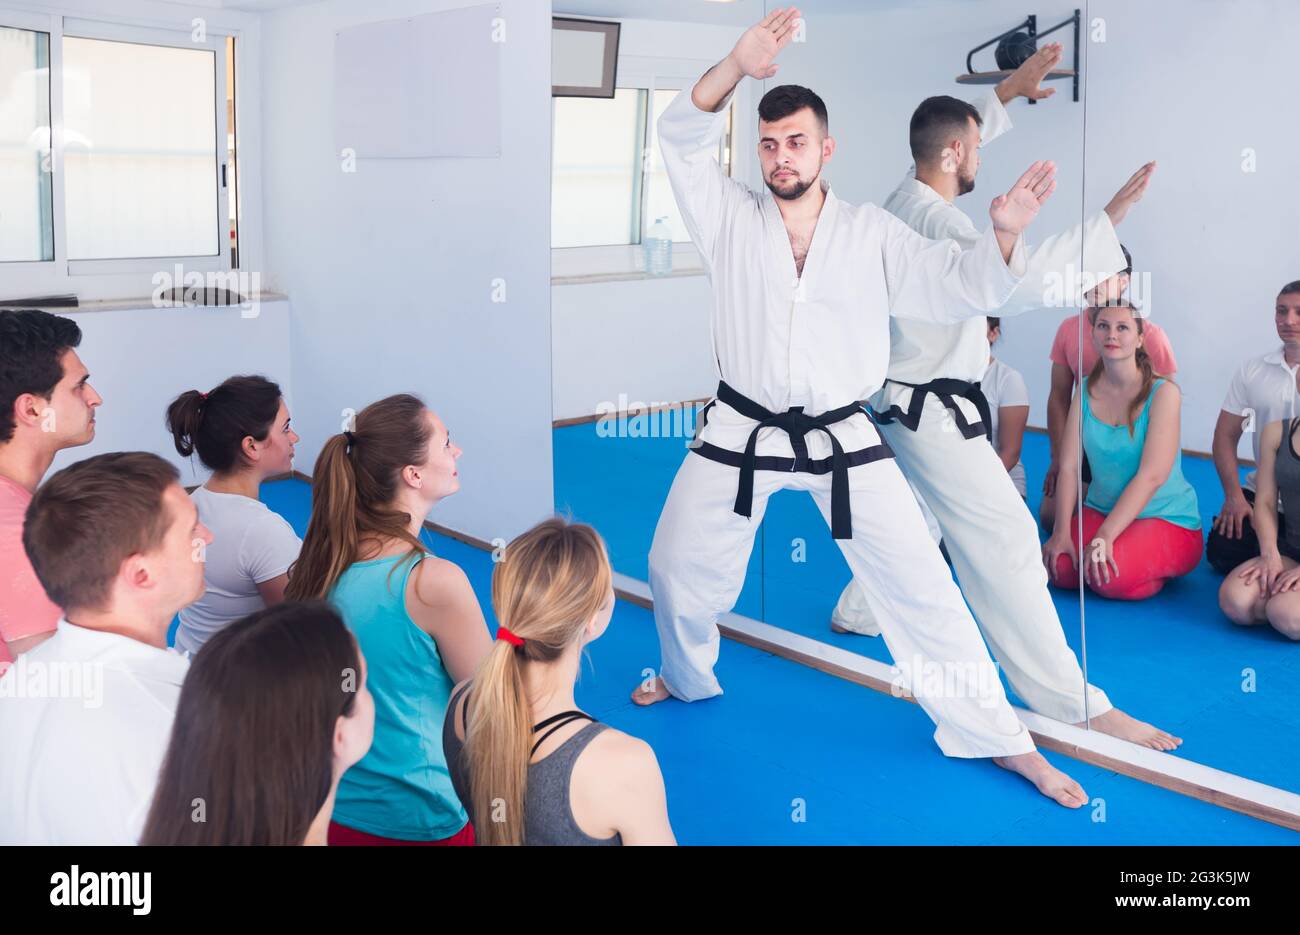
(333, 3), (502, 158)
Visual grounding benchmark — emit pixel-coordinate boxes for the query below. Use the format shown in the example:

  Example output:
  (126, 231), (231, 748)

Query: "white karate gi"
(649, 86), (1036, 758)
(833, 93), (1121, 723)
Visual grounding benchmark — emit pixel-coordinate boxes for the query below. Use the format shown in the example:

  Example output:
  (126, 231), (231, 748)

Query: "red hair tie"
(496, 626), (524, 647)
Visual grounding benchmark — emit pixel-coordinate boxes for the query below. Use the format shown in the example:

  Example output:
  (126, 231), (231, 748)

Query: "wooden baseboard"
(553, 397), (712, 429)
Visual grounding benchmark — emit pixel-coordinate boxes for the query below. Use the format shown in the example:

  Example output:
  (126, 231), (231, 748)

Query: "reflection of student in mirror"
(983, 317), (1029, 499)
(1218, 416), (1300, 639)
(1043, 302), (1202, 599)
(1040, 247), (1179, 530)
(1206, 282), (1300, 574)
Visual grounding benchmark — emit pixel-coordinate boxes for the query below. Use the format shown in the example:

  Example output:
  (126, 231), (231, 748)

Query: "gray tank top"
(1275, 418), (1300, 555)
(443, 683), (622, 846)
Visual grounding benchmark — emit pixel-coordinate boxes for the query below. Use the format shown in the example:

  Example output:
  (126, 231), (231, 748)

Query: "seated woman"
(1040, 247), (1179, 530)
(166, 376), (302, 655)
(444, 517), (675, 846)
(984, 317), (1030, 499)
(140, 602), (375, 845)
(1043, 302), (1201, 599)
(1218, 417), (1300, 639)
(286, 393), (491, 845)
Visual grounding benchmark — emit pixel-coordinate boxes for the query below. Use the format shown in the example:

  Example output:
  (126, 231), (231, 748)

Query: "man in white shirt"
(1207, 281), (1300, 572)
(632, 8), (1088, 807)
(0, 452), (212, 844)
(828, 43), (1181, 752)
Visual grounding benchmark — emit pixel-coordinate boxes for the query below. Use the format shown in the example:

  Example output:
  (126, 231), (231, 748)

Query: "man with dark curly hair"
(0, 309), (102, 665)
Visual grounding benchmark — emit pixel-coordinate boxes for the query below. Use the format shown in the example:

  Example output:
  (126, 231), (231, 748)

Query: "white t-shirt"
(982, 356), (1030, 496)
(0, 619), (188, 843)
(1221, 348), (1300, 493)
(175, 485), (301, 656)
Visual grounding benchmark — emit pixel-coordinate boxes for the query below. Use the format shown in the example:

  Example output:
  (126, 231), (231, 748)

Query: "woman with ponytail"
(165, 375), (301, 655)
(443, 517), (675, 846)
(140, 602), (374, 845)
(286, 394), (490, 845)
(1043, 302), (1201, 599)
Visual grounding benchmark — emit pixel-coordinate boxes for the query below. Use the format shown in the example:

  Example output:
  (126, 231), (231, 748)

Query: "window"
(0, 24), (53, 262)
(0, 10), (242, 302)
(551, 85), (734, 249)
(62, 35), (220, 260)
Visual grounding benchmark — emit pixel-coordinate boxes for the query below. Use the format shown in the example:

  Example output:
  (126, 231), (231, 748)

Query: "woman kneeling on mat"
(287, 394), (492, 845)
(1219, 417), (1300, 639)
(444, 518), (675, 845)
(1043, 302), (1202, 599)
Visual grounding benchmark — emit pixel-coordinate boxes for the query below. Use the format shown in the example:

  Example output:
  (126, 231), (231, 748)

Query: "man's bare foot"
(993, 751), (1088, 808)
(631, 675), (673, 706)
(1076, 707), (1182, 751)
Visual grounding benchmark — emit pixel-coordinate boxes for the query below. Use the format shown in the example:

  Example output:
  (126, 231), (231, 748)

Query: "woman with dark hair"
(140, 601), (374, 845)
(444, 517), (674, 846)
(286, 393), (491, 845)
(165, 375), (301, 655)
(1043, 302), (1201, 599)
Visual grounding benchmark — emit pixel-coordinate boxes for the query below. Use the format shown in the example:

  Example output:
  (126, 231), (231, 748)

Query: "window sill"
(12, 291), (289, 314)
(551, 268), (707, 286)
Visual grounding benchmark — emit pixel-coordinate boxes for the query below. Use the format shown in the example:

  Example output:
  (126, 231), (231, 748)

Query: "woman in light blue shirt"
(286, 393), (491, 844)
(1044, 302), (1202, 599)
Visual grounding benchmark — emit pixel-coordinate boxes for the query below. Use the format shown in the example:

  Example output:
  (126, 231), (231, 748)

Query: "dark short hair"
(987, 316), (1001, 330)
(909, 95), (982, 164)
(758, 84), (829, 137)
(0, 309), (83, 444)
(1279, 280), (1300, 299)
(1120, 243), (1133, 275)
(24, 452), (179, 612)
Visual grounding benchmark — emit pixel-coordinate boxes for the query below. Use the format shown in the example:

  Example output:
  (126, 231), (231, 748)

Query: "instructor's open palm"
(731, 7), (801, 79)
(989, 160), (1057, 235)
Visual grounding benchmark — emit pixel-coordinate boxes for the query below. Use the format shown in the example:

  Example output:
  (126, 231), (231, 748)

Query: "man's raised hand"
(729, 7), (802, 80)
(1104, 161), (1157, 227)
(997, 42), (1064, 103)
(990, 160), (1057, 236)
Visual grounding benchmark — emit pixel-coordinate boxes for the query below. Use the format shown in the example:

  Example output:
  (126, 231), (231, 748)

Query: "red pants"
(328, 820), (475, 846)
(1049, 507), (1203, 600)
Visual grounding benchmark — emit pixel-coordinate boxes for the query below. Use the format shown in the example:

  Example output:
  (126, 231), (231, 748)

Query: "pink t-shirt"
(1049, 314), (1179, 383)
(0, 474), (61, 666)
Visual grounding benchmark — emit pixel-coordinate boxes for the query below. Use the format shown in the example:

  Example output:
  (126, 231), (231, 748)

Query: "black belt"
(689, 381), (893, 540)
(870, 377), (993, 442)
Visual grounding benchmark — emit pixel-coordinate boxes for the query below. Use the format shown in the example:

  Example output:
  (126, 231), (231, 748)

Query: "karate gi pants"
(647, 448), (1035, 759)
(833, 390), (1111, 724)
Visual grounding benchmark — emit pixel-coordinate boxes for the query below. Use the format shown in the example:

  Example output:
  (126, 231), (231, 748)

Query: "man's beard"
(766, 165), (820, 201)
(957, 168), (976, 196)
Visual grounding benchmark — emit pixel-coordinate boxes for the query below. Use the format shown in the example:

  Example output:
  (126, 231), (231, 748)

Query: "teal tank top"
(328, 552), (467, 840)
(1081, 377), (1200, 530)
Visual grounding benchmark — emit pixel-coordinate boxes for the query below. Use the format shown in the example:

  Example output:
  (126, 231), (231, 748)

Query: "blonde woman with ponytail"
(1044, 302), (1202, 600)
(443, 518), (675, 846)
(287, 393), (491, 845)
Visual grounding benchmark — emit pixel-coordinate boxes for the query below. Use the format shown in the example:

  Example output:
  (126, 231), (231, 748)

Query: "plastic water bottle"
(644, 217), (672, 276)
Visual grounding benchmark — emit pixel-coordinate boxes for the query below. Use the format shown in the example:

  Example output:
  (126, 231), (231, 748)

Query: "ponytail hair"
(464, 517), (613, 846)
(165, 375), (283, 473)
(285, 393), (433, 601)
(1085, 302), (1167, 437)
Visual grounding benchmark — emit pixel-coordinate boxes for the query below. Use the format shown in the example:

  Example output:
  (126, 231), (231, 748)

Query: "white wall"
(552, 274), (715, 419)
(1084, 0), (1300, 455)
(261, 0), (555, 543)
(49, 300), (292, 486)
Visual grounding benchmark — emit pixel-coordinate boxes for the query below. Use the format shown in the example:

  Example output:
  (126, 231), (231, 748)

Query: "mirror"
(1078, 0), (1300, 795)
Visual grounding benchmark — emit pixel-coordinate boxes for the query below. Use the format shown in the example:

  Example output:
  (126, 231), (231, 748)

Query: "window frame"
(551, 53), (753, 280)
(0, 5), (261, 304)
